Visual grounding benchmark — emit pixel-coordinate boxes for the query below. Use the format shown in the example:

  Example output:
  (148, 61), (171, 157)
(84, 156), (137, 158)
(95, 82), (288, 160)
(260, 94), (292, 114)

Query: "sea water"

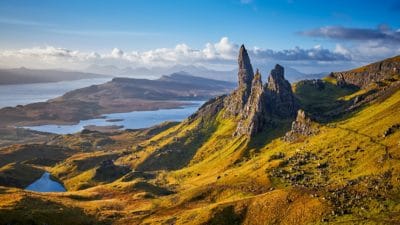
(24, 101), (205, 134)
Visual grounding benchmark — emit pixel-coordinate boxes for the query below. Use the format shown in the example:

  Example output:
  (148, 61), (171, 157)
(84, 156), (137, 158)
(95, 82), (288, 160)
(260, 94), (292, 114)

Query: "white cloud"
(0, 37), (238, 70)
(334, 44), (350, 56)
(111, 48), (124, 58)
(0, 36), (397, 73)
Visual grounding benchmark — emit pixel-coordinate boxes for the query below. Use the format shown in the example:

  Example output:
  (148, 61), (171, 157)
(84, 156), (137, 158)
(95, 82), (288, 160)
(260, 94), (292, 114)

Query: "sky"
(0, 0), (399, 74)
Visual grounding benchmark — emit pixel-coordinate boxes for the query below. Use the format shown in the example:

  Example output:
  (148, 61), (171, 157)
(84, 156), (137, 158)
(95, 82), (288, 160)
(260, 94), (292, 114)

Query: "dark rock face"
(225, 45), (255, 116)
(238, 44), (255, 92)
(283, 109), (318, 142)
(235, 70), (268, 136)
(202, 45), (298, 137)
(230, 56), (298, 136)
(94, 160), (130, 182)
(265, 65), (298, 118)
(383, 124), (400, 137)
(330, 55), (400, 88)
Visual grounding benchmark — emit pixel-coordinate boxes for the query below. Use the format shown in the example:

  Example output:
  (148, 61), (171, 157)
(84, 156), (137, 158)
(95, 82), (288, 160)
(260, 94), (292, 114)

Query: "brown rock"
(265, 64), (298, 118)
(225, 45), (255, 117)
(330, 55), (400, 88)
(283, 109), (318, 142)
(235, 69), (268, 136)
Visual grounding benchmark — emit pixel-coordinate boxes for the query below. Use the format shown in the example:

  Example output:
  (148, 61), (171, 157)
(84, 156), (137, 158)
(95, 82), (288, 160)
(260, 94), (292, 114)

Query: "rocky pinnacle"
(265, 64), (298, 118)
(224, 45), (255, 116)
(238, 44), (255, 92)
(225, 46), (298, 137)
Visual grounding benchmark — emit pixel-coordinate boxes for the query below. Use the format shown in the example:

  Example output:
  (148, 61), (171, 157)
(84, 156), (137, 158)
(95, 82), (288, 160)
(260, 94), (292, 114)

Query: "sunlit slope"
(136, 88), (400, 224)
(0, 53), (399, 225)
(0, 86), (399, 225)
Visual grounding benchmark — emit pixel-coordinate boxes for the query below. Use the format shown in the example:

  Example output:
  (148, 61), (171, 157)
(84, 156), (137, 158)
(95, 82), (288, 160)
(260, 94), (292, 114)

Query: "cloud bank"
(300, 25), (400, 44)
(299, 25), (400, 63)
(0, 37), (352, 72)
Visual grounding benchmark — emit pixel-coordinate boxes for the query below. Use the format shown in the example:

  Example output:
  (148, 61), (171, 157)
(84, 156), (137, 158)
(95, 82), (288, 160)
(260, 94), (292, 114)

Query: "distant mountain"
(58, 72), (236, 102)
(85, 64), (235, 81)
(85, 63), (323, 83)
(0, 67), (109, 85)
(0, 72), (235, 128)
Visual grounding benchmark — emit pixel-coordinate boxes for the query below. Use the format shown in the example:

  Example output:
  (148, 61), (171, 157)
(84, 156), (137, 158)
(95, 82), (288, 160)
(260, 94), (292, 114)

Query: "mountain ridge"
(0, 67), (109, 85)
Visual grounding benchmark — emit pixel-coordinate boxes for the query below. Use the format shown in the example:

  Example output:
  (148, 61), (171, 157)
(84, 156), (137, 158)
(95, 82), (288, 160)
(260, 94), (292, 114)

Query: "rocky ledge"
(330, 55), (400, 88)
(283, 109), (318, 142)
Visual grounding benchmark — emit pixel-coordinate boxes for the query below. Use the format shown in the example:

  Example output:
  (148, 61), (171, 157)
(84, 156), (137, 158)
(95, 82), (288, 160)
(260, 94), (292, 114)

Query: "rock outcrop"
(225, 45), (255, 116)
(283, 109), (318, 142)
(235, 69), (268, 136)
(265, 64), (298, 118)
(330, 55), (400, 88)
(94, 160), (130, 182)
(225, 46), (298, 137)
(190, 45), (298, 137)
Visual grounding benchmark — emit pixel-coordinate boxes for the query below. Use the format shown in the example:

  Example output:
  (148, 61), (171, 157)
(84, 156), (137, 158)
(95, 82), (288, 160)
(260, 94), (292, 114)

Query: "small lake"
(24, 101), (205, 134)
(0, 78), (111, 108)
(25, 172), (66, 192)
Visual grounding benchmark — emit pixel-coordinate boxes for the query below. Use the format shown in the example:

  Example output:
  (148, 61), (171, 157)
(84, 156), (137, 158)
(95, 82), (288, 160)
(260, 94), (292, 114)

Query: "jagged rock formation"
(182, 45), (298, 138)
(265, 64), (298, 118)
(235, 69), (268, 136)
(224, 45), (255, 116)
(330, 55), (400, 88)
(224, 46), (298, 137)
(283, 109), (318, 142)
(239, 64), (300, 136)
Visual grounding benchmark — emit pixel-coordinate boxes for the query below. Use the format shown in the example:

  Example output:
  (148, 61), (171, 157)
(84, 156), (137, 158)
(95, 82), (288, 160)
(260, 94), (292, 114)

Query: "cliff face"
(330, 55), (400, 88)
(223, 46), (298, 137)
(224, 45), (255, 117)
(235, 70), (268, 136)
(265, 64), (298, 118)
(191, 45), (298, 137)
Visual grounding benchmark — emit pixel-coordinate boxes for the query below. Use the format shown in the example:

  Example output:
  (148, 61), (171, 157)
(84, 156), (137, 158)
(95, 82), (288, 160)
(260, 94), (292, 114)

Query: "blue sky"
(0, 0), (399, 73)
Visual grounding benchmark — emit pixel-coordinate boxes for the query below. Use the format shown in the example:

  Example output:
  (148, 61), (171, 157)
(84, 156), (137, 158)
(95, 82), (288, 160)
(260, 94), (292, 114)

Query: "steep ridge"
(330, 55), (400, 88)
(294, 55), (400, 121)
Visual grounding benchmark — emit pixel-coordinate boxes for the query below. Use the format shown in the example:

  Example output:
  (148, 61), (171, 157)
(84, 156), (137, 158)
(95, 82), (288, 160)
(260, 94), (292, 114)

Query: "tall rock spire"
(224, 45), (255, 116)
(237, 44), (254, 91)
(225, 47), (298, 137)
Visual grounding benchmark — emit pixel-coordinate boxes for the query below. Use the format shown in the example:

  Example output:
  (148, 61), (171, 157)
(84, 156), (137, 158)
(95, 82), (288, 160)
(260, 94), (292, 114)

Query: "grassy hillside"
(0, 56), (399, 224)
(0, 86), (397, 225)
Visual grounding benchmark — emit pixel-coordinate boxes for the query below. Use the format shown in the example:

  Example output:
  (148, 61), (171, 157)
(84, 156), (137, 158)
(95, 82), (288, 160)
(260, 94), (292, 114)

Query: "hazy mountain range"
(85, 64), (327, 82)
(0, 67), (109, 85)
(0, 64), (326, 86)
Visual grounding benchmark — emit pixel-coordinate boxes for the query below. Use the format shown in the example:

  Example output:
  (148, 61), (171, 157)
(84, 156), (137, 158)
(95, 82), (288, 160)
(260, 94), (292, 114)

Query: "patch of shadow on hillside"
(136, 122), (218, 171)
(294, 80), (360, 123)
(0, 195), (107, 225)
(136, 96), (225, 171)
